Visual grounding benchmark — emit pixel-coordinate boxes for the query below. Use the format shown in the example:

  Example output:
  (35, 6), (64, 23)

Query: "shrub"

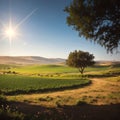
(76, 100), (87, 106)
(0, 105), (24, 120)
(0, 94), (7, 104)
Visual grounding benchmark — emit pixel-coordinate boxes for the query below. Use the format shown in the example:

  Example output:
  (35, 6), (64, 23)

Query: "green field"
(0, 63), (120, 120)
(0, 74), (90, 95)
(9, 64), (78, 74)
(0, 63), (120, 95)
(0, 63), (120, 77)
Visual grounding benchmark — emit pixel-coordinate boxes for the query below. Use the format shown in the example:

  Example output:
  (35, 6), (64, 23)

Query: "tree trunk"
(78, 67), (85, 75)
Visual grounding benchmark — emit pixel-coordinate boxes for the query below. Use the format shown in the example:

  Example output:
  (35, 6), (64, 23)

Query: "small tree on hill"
(66, 50), (95, 74)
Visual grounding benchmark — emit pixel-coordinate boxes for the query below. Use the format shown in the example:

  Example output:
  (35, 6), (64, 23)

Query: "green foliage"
(66, 50), (95, 74)
(0, 75), (90, 95)
(65, 0), (120, 53)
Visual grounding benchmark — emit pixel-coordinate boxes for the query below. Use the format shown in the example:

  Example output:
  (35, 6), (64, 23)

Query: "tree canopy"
(66, 50), (95, 74)
(65, 0), (120, 53)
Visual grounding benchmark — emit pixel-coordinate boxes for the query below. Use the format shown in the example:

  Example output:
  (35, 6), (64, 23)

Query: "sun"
(2, 8), (38, 40)
(2, 18), (19, 40)
(5, 27), (16, 38)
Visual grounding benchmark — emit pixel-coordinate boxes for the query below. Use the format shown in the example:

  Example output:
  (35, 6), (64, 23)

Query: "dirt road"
(8, 78), (120, 120)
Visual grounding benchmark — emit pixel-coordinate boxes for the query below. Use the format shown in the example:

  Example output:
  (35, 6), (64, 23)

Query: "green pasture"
(0, 64), (116, 74)
(0, 63), (120, 95)
(0, 74), (90, 95)
(0, 64), (17, 70)
(12, 65), (78, 74)
(0, 64), (120, 77)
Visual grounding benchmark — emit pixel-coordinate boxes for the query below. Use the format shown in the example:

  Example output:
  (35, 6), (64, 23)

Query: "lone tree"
(65, 0), (120, 53)
(66, 50), (95, 74)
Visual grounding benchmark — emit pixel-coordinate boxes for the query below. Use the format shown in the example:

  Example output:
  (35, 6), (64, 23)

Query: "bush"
(0, 105), (24, 120)
(0, 94), (7, 104)
(39, 96), (53, 102)
(0, 95), (25, 120)
(76, 100), (87, 106)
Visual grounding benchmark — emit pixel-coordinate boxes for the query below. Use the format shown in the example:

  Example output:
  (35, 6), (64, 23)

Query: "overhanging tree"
(65, 0), (120, 53)
(66, 50), (95, 74)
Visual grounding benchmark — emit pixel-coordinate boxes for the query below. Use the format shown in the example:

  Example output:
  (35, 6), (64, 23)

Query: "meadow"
(0, 63), (120, 95)
(1, 63), (119, 76)
(0, 74), (90, 95)
(0, 62), (120, 120)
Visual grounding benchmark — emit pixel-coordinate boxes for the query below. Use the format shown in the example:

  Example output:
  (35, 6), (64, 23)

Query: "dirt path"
(12, 78), (113, 99)
(8, 78), (120, 120)
(8, 78), (105, 100)
(8, 77), (120, 106)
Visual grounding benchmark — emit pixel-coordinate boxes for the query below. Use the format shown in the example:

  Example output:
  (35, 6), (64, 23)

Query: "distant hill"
(0, 56), (119, 65)
(0, 56), (66, 65)
(95, 60), (120, 66)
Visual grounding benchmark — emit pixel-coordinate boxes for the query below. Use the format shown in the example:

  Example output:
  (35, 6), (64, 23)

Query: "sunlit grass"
(0, 74), (90, 95)
(105, 76), (120, 82)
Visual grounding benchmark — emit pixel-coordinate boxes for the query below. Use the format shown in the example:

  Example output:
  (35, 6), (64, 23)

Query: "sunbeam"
(15, 8), (38, 29)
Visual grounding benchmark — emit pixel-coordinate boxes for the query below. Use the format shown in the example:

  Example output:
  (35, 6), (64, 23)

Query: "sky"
(0, 0), (120, 61)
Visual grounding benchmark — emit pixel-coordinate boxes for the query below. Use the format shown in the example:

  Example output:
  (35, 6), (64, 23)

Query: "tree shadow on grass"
(9, 101), (120, 120)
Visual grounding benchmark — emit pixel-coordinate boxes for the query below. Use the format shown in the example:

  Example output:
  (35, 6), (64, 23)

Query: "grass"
(0, 64), (18, 70)
(0, 63), (120, 120)
(11, 64), (78, 74)
(1, 63), (119, 76)
(0, 74), (90, 95)
(0, 105), (24, 120)
(0, 63), (120, 96)
(105, 76), (120, 82)
(107, 92), (120, 100)
(1, 63), (120, 78)
(9, 64), (112, 75)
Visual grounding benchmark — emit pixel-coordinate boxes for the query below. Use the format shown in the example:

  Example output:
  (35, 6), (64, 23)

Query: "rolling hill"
(0, 56), (65, 65)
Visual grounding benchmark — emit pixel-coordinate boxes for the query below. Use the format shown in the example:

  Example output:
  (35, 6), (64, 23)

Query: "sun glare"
(5, 27), (16, 38)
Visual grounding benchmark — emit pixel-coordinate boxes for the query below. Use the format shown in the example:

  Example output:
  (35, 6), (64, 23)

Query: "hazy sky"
(0, 0), (120, 61)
